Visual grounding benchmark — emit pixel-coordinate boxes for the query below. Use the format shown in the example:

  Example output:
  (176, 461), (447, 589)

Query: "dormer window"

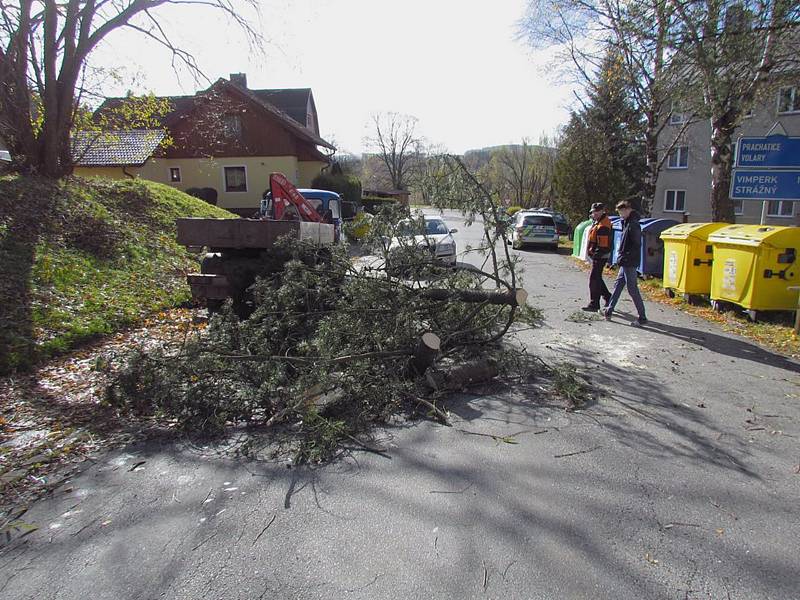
(222, 114), (242, 138)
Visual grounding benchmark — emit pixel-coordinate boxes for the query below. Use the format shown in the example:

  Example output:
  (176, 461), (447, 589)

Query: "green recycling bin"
(572, 219), (592, 258)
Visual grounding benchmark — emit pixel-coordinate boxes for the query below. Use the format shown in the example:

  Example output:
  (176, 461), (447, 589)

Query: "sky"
(93, 0), (576, 156)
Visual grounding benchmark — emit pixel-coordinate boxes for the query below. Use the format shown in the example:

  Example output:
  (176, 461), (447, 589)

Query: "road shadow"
(642, 320), (800, 374)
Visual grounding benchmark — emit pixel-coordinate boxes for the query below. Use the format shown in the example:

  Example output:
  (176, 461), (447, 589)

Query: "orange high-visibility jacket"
(587, 215), (612, 258)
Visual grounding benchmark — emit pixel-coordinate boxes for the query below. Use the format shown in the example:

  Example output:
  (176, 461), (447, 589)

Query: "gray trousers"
(607, 265), (646, 320)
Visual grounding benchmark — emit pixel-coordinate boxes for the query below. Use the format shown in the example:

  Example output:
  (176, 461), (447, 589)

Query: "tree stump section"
(425, 357), (499, 391)
(409, 332), (441, 376)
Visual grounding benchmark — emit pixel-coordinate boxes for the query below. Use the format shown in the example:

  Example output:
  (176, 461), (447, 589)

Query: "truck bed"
(176, 218), (335, 249)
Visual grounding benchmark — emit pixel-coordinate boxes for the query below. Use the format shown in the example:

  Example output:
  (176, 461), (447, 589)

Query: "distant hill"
(465, 143), (556, 154)
(0, 176), (234, 373)
(463, 144), (557, 169)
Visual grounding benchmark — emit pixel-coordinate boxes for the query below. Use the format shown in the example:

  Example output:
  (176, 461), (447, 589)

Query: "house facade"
(75, 74), (334, 216)
(652, 82), (800, 226)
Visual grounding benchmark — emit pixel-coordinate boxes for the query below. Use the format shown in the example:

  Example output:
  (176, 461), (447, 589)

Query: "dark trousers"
(588, 257), (611, 307)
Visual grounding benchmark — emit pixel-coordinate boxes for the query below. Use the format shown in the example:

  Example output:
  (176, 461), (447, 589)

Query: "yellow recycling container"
(660, 222), (728, 301)
(708, 224), (800, 321)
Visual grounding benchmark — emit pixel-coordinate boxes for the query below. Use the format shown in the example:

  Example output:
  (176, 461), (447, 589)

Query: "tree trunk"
(709, 116), (736, 223)
(425, 357), (499, 391)
(418, 288), (528, 307)
(642, 109), (660, 217)
(408, 332), (441, 376)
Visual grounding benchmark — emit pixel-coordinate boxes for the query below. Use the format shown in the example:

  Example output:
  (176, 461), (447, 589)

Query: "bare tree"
(668, 0), (800, 221)
(366, 112), (420, 191)
(520, 0), (686, 214)
(523, 0), (800, 222)
(485, 138), (557, 208)
(0, 0), (262, 177)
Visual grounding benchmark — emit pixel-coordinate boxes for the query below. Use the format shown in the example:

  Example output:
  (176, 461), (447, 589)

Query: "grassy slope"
(0, 175), (233, 373)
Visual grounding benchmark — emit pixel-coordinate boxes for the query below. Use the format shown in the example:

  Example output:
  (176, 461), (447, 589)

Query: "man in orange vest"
(582, 202), (613, 311)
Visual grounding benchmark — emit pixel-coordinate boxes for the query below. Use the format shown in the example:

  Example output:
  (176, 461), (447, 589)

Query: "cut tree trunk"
(419, 288), (528, 307)
(408, 332), (441, 376)
(425, 357), (499, 391)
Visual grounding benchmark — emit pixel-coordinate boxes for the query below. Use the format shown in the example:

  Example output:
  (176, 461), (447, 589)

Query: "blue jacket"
(617, 211), (642, 267)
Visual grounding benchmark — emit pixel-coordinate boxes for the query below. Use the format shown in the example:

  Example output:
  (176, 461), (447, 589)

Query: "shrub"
(506, 206), (524, 216)
(344, 211), (373, 242)
(311, 172), (362, 206)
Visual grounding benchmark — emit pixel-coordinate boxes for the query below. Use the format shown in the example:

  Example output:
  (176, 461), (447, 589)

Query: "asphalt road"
(2, 211), (799, 600)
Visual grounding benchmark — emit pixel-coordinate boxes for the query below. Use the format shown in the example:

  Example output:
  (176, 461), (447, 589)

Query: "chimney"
(229, 73), (247, 89)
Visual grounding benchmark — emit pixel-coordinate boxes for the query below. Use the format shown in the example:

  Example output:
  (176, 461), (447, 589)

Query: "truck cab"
(261, 188), (343, 242)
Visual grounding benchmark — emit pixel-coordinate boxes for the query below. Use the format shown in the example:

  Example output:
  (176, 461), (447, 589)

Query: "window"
(222, 114), (242, 138)
(224, 166), (247, 192)
(667, 146), (689, 169)
(669, 101), (686, 124)
(169, 167), (181, 183)
(520, 215), (555, 227)
(733, 198), (744, 215)
(664, 190), (686, 212)
(767, 200), (794, 218)
(425, 219), (449, 235)
(777, 87), (799, 114)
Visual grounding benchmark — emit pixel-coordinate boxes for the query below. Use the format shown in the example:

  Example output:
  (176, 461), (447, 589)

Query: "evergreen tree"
(554, 48), (647, 224)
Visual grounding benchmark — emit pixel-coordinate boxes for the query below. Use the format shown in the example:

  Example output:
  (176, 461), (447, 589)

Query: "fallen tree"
(107, 156), (546, 462)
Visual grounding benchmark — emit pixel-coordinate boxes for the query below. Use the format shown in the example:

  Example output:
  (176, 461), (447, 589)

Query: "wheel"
(665, 288), (675, 298)
(711, 300), (725, 313)
(200, 252), (224, 274)
(683, 293), (700, 305)
(206, 299), (224, 314)
(747, 309), (759, 322)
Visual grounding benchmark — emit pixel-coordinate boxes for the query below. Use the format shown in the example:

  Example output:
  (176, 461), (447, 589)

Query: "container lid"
(708, 224), (800, 248)
(660, 222), (728, 241)
(641, 218), (680, 232)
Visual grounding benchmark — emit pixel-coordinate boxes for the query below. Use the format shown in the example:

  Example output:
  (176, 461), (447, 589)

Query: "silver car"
(390, 215), (458, 265)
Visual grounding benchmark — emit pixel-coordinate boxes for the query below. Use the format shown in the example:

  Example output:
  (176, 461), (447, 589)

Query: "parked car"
(508, 211), (560, 251)
(389, 215), (458, 265)
(529, 207), (571, 236)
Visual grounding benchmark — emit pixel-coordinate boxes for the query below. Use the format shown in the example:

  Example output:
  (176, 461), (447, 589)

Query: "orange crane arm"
(269, 172), (322, 222)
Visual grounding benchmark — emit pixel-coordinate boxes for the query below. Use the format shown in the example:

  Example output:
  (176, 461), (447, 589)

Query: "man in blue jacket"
(603, 200), (648, 327)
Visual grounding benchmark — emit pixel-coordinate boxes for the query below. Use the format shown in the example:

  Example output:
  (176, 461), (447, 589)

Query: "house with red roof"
(74, 74), (334, 215)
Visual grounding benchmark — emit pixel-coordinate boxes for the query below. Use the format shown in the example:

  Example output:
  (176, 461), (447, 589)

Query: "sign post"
(732, 132), (800, 224)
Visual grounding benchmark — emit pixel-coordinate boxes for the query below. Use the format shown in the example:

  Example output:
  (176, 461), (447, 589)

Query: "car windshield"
(521, 215), (554, 227)
(396, 221), (419, 237)
(425, 220), (449, 235)
(396, 219), (449, 237)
